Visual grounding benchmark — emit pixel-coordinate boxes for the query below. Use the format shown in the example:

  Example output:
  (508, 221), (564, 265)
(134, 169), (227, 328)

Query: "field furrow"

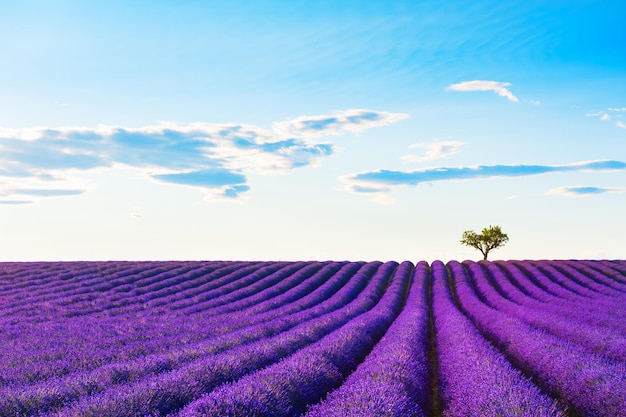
(0, 259), (624, 416)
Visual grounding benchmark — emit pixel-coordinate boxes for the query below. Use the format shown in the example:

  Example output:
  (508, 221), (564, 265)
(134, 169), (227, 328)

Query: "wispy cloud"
(546, 186), (626, 197)
(586, 111), (607, 119)
(342, 160), (626, 198)
(272, 109), (409, 138)
(586, 107), (626, 128)
(11, 189), (85, 197)
(130, 206), (144, 218)
(0, 200), (31, 205)
(401, 140), (466, 162)
(0, 109), (406, 203)
(445, 80), (519, 102)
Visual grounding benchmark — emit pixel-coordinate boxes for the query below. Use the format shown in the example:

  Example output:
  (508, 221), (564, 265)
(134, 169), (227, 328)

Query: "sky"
(0, 0), (624, 262)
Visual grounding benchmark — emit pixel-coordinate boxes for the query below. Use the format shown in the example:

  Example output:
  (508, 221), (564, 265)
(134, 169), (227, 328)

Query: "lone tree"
(460, 225), (509, 260)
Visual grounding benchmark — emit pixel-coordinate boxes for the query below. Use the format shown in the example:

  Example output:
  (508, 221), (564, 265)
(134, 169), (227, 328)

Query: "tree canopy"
(460, 225), (509, 260)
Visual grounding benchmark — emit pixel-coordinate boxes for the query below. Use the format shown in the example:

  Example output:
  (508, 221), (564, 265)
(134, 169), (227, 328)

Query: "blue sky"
(0, 0), (624, 261)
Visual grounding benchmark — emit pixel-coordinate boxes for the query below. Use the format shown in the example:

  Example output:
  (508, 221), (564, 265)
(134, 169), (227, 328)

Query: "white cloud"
(0, 109), (406, 203)
(272, 109), (409, 138)
(445, 80), (519, 102)
(586, 107), (626, 128)
(401, 140), (465, 162)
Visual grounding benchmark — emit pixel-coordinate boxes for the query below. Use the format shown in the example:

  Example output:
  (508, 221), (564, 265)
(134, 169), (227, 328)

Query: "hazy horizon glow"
(1, 1), (624, 261)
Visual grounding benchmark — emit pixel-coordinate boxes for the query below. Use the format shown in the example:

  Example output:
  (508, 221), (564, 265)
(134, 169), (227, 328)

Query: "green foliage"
(460, 225), (509, 260)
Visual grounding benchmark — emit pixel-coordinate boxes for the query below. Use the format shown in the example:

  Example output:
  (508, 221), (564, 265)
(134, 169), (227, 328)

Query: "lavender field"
(1, 259), (625, 417)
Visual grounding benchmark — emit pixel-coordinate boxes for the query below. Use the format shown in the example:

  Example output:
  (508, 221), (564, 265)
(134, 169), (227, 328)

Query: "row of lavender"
(0, 259), (624, 416)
